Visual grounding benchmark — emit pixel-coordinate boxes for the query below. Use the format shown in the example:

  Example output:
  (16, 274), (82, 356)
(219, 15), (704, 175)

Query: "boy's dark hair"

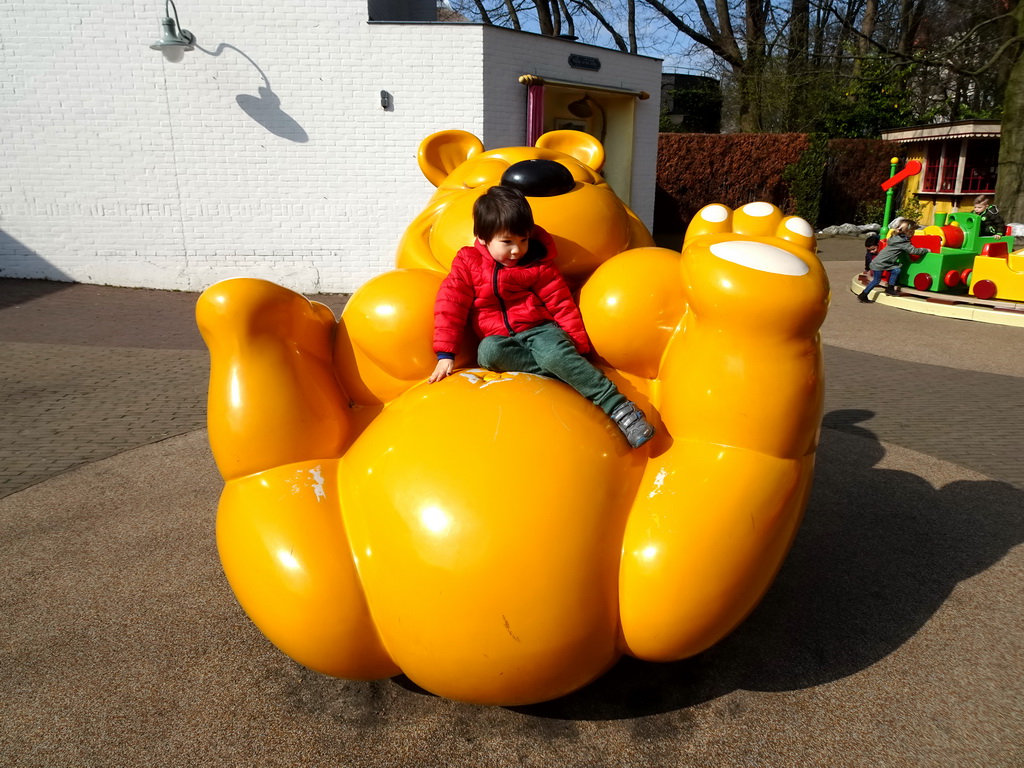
(865, 233), (880, 248)
(474, 186), (534, 242)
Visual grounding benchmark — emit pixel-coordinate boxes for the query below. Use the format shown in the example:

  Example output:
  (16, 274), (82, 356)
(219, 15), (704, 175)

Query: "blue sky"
(444, 0), (719, 75)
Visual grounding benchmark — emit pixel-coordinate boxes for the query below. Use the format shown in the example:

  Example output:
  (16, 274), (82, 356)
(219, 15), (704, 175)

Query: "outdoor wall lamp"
(150, 0), (195, 63)
(568, 94), (607, 142)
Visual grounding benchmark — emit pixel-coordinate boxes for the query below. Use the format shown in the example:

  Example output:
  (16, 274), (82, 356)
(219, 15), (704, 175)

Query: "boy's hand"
(428, 358), (454, 383)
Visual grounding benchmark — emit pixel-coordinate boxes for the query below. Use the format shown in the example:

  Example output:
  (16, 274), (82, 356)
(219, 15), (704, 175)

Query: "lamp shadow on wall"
(196, 43), (308, 143)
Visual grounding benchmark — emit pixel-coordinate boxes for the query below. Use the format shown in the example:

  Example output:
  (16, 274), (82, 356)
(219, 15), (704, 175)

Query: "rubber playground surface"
(2, 237), (1022, 766)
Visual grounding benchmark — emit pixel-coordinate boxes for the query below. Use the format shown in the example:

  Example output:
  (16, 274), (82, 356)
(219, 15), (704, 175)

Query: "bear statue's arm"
(577, 248), (686, 380)
(395, 198), (452, 274)
(433, 251), (475, 356)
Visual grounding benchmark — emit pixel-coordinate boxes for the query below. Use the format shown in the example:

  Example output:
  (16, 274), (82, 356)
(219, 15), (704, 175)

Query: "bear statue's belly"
(338, 370), (645, 705)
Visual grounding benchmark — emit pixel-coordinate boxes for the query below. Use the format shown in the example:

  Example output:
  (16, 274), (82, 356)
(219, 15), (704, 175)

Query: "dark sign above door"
(568, 54), (600, 72)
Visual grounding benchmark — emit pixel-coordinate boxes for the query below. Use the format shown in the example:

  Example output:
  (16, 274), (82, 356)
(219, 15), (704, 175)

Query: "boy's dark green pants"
(476, 323), (627, 416)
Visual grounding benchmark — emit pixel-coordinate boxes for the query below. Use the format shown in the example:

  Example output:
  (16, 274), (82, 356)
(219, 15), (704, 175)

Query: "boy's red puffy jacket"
(433, 226), (591, 357)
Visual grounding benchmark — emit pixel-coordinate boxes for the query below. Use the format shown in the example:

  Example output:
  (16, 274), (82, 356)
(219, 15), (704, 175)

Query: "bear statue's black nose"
(500, 159), (576, 197)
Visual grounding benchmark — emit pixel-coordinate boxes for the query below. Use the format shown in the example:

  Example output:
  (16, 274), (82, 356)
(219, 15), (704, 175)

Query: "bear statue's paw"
(198, 278), (351, 479)
(679, 203), (829, 337)
(685, 202), (816, 256)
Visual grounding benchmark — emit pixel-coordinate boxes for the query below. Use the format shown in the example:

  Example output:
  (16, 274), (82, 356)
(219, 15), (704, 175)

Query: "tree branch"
(471, 0), (493, 25)
(640, 0), (743, 66)
(821, 1), (1022, 79)
(573, 0), (629, 51)
(504, 0), (521, 30)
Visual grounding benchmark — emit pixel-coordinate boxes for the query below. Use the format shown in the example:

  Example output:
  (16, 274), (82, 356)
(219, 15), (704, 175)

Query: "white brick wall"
(0, 2), (661, 292)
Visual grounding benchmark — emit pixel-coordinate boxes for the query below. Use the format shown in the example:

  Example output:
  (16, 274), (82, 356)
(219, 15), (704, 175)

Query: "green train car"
(894, 212), (1014, 293)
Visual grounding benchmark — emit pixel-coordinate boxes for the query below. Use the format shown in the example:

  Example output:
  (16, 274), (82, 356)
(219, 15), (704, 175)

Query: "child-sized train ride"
(884, 211), (1020, 301)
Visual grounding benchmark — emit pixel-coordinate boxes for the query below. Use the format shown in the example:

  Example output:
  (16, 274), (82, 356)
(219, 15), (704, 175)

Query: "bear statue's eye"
(500, 159), (576, 197)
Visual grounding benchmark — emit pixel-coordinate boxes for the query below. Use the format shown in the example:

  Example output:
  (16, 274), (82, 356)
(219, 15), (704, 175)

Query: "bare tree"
(452, 0), (1022, 218)
(994, 0), (1024, 221)
(571, 0), (629, 50)
(471, 0), (494, 24)
(504, 0), (522, 30)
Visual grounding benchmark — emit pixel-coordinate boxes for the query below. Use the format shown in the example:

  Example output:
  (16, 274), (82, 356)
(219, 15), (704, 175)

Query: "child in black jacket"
(974, 195), (1006, 238)
(863, 232), (880, 272)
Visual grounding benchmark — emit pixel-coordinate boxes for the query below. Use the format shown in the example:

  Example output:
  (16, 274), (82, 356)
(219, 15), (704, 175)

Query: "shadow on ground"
(488, 412), (1024, 720)
(4, 420), (1022, 764)
(261, 417), (1024, 728)
(0, 276), (75, 309)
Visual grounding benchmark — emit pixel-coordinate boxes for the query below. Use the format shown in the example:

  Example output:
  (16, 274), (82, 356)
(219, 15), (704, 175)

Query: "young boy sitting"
(973, 195), (1006, 238)
(428, 185), (655, 449)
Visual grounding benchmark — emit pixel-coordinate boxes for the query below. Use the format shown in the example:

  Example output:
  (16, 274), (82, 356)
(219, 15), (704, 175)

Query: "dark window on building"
(939, 141), (959, 192)
(922, 144), (941, 191)
(368, 0), (435, 21)
(961, 139), (998, 193)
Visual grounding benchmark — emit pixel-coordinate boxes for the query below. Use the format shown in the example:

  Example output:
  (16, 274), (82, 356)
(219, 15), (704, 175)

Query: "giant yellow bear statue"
(196, 130), (830, 706)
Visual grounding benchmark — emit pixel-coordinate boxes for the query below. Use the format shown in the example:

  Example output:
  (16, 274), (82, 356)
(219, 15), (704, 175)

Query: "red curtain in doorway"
(526, 84), (544, 147)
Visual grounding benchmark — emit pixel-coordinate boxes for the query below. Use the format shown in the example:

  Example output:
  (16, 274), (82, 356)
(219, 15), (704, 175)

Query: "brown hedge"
(820, 139), (904, 225)
(656, 133), (808, 232)
(655, 133), (904, 232)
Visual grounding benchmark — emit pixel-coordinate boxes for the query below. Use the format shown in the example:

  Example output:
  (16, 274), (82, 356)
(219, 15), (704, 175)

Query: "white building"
(0, 0), (661, 292)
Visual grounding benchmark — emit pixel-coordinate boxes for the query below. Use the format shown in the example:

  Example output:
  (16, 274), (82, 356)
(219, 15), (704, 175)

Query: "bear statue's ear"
(535, 130), (605, 172)
(417, 130), (485, 187)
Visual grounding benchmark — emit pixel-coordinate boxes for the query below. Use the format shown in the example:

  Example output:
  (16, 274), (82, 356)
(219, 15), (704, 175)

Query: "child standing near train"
(857, 220), (930, 303)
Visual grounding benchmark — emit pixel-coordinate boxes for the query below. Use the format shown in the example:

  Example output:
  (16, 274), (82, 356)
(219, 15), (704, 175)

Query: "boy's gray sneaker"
(610, 402), (655, 449)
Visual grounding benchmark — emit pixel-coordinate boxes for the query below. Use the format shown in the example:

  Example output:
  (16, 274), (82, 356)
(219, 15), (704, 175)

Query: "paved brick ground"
(2, 252), (1022, 498)
(0, 280), (346, 498)
(823, 346), (1024, 489)
(0, 343), (208, 497)
(2, 257), (1023, 767)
